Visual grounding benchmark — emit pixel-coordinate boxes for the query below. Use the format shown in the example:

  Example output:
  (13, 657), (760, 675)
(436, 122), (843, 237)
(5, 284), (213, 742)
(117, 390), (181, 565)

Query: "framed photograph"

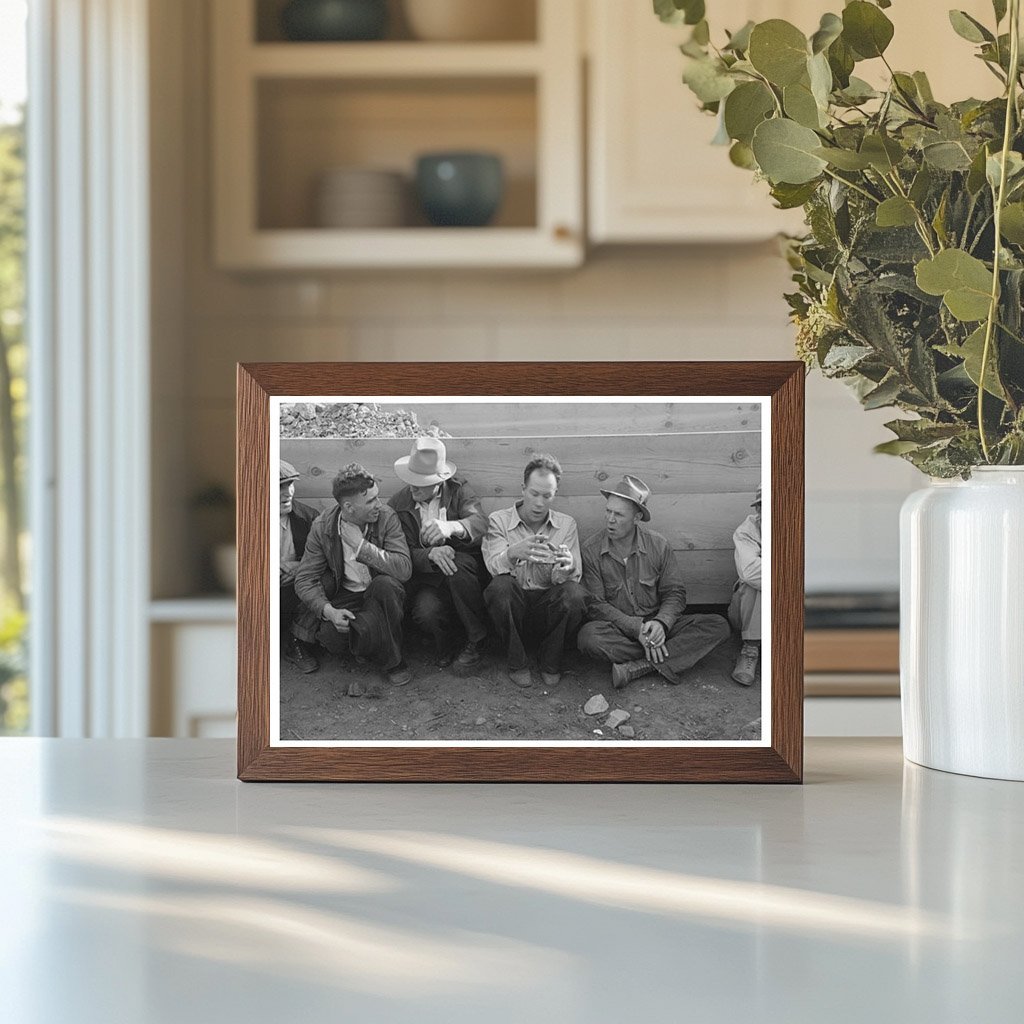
(237, 362), (803, 782)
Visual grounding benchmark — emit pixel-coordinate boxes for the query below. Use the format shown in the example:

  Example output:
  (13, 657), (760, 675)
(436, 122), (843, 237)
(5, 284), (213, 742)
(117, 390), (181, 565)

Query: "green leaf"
(922, 140), (973, 171)
(909, 164), (933, 205)
(808, 51), (833, 110)
(724, 20), (755, 53)
(915, 249), (994, 322)
(842, 1), (895, 59)
(827, 36), (856, 89)
(884, 418), (963, 443)
(993, 0), (1008, 24)
(874, 439), (922, 455)
(784, 80), (824, 129)
(860, 133), (904, 173)
(912, 71), (935, 104)
(748, 20), (809, 87)
(653, 0), (705, 26)
(751, 118), (828, 184)
(876, 197), (918, 228)
(986, 150), (1024, 191)
(967, 144), (991, 194)
(862, 374), (903, 409)
(939, 325), (1006, 398)
(948, 10), (994, 44)
(770, 180), (820, 209)
(692, 19), (710, 45)
(837, 76), (879, 104)
(813, 146), (872, 170)
(1000, 203), (1024, 245)
(810, 12), (843, 54)
(682, 57), (736, 104)
(729, 140), (757, 169)
(723, 81), (775, 144)
(932, 190), (950, 247)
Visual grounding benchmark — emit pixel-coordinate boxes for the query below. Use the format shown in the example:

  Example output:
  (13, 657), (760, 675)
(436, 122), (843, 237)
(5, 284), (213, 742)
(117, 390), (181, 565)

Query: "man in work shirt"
(728, 486), (762, 686)
(482, 453), (588, 689)
(279, 459), (320, 675)
(577, 475), (730, 690)
(294, 462), (413, 695)
(388, 437), (489, 671)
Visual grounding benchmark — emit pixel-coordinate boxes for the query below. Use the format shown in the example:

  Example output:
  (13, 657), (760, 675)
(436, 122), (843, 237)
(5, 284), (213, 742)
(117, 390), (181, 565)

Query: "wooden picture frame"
(238, 362), (803, 782)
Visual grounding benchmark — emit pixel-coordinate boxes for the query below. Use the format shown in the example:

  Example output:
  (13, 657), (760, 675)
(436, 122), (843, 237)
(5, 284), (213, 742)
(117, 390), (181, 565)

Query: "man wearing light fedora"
(279, 459), (321, 675)
(388, 437), (490, 670)
(577, 475), (730, 690)
(728, 486), (762, 686)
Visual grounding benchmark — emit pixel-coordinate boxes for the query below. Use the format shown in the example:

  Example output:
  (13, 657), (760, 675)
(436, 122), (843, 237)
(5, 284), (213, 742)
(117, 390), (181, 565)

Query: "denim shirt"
(581, 525), (687, 639)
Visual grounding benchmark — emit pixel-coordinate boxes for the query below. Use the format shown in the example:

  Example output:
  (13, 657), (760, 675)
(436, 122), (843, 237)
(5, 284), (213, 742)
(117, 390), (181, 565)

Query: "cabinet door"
(587, 0), (808, 242)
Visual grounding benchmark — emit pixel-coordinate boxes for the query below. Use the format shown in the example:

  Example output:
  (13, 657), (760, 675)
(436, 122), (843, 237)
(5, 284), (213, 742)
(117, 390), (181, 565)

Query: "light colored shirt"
(733, 513), (761, 589)
(338, 516), (371, 593)
(280, 515), (296, 565)
(415, 490), (465, 543)
(482, 503), (582, 590)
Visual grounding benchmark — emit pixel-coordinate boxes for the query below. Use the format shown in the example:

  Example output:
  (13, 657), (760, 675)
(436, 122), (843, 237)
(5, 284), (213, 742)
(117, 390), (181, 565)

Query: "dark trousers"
(577, 614), (730, 684)
(311, 575), (406, 671)
(409, 552), (489, 649)
(282, 582), (320, 643)
(484, 575), (589, 673)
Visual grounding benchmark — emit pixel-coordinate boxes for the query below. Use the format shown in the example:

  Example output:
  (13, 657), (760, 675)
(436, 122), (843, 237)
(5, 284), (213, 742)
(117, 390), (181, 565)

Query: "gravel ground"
(279, 630), (762, 743)
(280, 402), (451, 439)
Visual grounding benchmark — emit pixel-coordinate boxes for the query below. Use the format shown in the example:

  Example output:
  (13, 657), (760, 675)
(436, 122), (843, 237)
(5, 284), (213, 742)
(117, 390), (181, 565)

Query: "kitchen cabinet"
(586, 0), (999, 244)
(211, 0), (583, 269)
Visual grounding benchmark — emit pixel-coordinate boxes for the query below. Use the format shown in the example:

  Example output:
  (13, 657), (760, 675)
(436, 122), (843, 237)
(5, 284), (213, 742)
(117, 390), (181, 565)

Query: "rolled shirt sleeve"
(551, 516), (583, 584)
(482, 510), (514, 576)
(453, 480), (488, 547)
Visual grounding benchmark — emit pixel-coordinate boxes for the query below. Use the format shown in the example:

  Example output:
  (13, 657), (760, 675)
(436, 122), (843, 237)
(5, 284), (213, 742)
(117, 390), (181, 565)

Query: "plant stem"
(822, 167), (880, 205)
(884, 170), (938, 255)
(978, 0), (1021, 462)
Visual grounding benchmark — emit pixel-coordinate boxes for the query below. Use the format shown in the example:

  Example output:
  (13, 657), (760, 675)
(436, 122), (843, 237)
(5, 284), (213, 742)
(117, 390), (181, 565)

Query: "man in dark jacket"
(280, 460), (320, 674)
(388, 437), (489, 670)
(577, 475), (729, 690)
(294, 463), (413, 694)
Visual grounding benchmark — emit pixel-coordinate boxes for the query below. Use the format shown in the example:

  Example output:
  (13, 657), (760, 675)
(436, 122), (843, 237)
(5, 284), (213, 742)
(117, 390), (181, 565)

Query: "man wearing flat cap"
(279, 459), (321, 674)
(388, 437), (490, 670)
(728, 486), (762, 686)
(577, 475), (730, 689)
(294, 462), (413, 693)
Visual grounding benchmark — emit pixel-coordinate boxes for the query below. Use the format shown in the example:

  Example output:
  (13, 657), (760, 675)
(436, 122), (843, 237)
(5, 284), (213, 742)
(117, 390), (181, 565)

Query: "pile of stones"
(280, 402), (451, 439)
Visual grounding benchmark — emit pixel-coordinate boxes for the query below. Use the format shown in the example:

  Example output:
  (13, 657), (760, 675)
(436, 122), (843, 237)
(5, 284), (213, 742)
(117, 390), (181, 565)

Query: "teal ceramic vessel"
(415, 152), (505, 227)
(281, 0), (388, 41)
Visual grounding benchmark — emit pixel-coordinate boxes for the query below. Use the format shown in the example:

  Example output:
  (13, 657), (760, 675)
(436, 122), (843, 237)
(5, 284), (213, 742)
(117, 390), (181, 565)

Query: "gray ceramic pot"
(415, 152), (505, 227)
(280, 0), (388, 41)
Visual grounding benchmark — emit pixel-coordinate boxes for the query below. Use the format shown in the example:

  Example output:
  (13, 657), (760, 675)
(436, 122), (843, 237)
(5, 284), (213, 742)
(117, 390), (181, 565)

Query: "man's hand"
(427, 545), (458, 576)
(552, 543), (574, 572)
(280, 559), (301, 586)
(339, 520), (364, 552)
(507, 535), (556, 564)
(323, 606), (356, 633)
(420, 519), (446, 546)
(640, 620), (668, 664)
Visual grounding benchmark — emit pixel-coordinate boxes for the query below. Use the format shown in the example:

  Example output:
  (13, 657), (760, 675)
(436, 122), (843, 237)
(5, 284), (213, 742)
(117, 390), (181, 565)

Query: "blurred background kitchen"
(0, 0), (997, 739)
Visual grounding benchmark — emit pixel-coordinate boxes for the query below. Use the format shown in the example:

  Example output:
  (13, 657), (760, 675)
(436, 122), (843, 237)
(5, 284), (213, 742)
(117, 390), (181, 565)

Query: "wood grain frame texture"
(237, 362), (804, 783)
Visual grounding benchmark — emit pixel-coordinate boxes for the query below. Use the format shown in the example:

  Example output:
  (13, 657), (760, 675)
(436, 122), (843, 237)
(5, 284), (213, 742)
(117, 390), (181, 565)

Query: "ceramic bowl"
(414, 152), (504, 227)
(281, 0), (388, 42)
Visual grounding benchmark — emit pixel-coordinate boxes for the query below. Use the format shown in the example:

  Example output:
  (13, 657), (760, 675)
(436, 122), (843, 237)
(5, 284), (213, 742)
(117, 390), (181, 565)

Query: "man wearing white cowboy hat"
(279, 459), (321, 675)
(388, 436), (490, 670)
(577, 475), (730, 690)
(728, 486), (762, 686)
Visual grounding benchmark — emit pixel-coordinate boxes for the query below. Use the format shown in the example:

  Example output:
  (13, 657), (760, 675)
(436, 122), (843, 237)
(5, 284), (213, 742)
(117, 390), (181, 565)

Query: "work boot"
(540, 671), (561, 689)
(283, 637), (319, 674)
(387, 661), (413, 687)
(454, 638), (485, 671)
(611, 660), (655, 689)
(732, 642), (759, 686)
(508, 667), (532, 689)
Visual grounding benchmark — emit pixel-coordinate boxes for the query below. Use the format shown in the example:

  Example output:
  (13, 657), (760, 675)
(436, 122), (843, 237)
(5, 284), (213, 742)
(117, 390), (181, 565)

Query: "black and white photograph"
(271, 396), (769, 746)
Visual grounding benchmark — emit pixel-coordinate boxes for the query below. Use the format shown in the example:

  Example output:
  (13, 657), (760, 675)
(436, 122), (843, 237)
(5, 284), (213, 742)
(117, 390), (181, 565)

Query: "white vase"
(900, 467), (1024, 780)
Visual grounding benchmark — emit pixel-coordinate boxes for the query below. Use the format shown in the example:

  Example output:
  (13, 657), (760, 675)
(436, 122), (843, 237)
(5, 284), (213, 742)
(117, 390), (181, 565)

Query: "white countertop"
(1, 738), (1020, 1023)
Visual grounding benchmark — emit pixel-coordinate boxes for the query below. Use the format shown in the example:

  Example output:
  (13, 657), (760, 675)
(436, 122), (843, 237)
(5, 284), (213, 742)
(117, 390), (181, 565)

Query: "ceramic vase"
(900, 467), (1024, 780)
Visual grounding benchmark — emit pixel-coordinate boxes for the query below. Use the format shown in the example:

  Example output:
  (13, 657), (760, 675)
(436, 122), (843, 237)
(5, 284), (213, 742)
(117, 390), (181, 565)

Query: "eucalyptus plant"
(657, 0), (1024, 475)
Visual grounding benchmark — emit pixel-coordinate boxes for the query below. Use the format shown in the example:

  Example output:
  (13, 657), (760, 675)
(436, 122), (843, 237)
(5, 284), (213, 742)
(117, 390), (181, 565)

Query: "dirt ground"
(279, 625), (762, 743)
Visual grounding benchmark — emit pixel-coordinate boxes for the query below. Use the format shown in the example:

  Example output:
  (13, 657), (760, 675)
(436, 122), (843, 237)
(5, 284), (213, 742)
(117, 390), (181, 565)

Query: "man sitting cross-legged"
(577, 475), (729, 690)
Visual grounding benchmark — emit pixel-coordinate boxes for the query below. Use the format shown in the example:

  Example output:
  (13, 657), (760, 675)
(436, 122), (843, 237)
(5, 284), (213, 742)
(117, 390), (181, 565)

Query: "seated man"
(279, 459), (320, 675)
(577, 475), (729, 690)
(294, 463), (412, 695)
(482, 453), (587, 689)
(388, 437), (489, 670)
(728, 487), (762, 686)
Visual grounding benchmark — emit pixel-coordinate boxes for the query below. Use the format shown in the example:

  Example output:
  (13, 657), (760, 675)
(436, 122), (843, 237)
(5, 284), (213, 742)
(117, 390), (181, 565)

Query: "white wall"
(154, 0), (921, 599)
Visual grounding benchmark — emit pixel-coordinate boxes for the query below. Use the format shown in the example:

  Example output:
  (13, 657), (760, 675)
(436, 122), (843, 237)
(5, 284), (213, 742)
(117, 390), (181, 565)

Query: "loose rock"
(604, 709), (630, 729)
(474, 716), (487, 726)
(279, 401), (452, 439)
(618, 726), (635, 738)
(584, 694), (610, 716)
